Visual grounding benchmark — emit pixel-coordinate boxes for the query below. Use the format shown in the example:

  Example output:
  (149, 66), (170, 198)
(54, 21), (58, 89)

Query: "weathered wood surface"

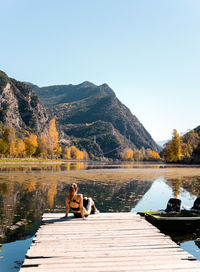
(20, 213), (200, 272)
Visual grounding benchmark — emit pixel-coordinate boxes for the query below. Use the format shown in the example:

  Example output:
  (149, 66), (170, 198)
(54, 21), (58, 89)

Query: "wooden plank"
(20, 213), (200, 272)
(26, 248), (186, 259)
(32, 240), (176, 246)
(20, 265), (200, 272)
(21, 261), (200, 270)
(23, 254), (196, 265)
(20, 268), (200, 272)
(42, 212), (139, 218)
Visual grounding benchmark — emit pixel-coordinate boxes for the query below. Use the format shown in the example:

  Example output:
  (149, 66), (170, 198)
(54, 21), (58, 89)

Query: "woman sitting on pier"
(62, 183), (99, 220)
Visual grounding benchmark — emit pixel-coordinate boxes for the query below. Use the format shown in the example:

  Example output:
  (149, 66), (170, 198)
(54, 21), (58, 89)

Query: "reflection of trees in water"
(54, 180), (153, 213)
(0, 178), (152, 243)
(0, 163), (89, 173)
(166, 176), (200, 198)
(0, 180), (58, 243)
(181, 176), (200, 196)
(170, 178), (182, 198)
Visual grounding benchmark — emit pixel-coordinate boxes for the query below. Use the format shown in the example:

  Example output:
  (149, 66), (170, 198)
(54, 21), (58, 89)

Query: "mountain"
(31, 81), (160, 158)
(157, 139), (169, 148)
(0, 71), (49, 135)
(0, 70), (160, 159)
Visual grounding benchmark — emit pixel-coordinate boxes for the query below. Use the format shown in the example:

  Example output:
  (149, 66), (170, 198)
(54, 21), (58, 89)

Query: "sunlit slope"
(32, 81), (160, 158)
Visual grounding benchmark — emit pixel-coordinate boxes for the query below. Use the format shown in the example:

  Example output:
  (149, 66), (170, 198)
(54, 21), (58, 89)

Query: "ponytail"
(69, 183), (78, 201)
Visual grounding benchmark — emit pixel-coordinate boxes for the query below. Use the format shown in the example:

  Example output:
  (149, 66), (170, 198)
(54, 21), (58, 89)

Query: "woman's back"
(66, 194), (83, 211)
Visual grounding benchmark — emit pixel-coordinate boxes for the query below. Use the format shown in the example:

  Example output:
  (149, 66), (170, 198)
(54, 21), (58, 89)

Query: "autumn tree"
(181, 130), (200, 158)
(48, 119), (61, 158)
(64, 146), (71, 160)
(54, 145), (62, 159)
(184, 130), (199, 150)
(0, 139), (7, 155)
(133, 149), (144, 161)
(2, 127), (16, 156)
(163, 129), (182, 163)
(15, 139), (26, 157)
(83, 150), (89, 161)
(121, 148), (134, 161)
(145, 149), (160, 161)
(64, 146), (88, 161)
(24, 134), (38, 156)
(37, 134), (49, 158)
(70, 145), (80, 160)
(0, 122), (4, 138)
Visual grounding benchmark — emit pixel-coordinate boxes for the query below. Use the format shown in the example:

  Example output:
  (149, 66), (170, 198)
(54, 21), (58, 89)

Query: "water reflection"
(1, 163), (200, 271)
(1, 165), (200, 245)
(1, 161), (199, 173)
(0, 177), (153, 244)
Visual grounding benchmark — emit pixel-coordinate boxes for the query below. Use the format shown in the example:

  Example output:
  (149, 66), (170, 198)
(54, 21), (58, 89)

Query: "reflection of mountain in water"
(0, 179), (152, 243)
(54, 180), (153, 213)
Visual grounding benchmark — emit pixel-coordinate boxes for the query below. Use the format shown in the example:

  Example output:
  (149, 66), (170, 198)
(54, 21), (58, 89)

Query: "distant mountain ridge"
(30, 81), (160, 158)
(157, 140), (169, 148)
(30, 81), (115, 105)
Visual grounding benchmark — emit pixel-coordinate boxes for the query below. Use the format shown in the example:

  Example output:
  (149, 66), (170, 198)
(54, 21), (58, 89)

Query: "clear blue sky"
(1, 0), (200, 141)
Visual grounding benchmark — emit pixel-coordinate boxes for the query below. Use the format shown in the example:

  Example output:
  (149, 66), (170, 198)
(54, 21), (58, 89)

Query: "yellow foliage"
(24, 134), (38, 156)
(83, 150), (89, 160)
(47, 183), (57, 208)
(48, 119), (60, 158)
(54, 145), (62, 158)
(164, 129), (182, 163)
(9, 139), (16, 157)
(37, 134), (48, 158)
(70, 145), (79, 160)
(15, 139), (26, 157)
(65, 146), (88, 160)
(145, 149), (160, 161)
(121, 148), (134, 161)
(133, 149), (144, 161)
(64, 146), (71, 160)
(3, 127), (16, 157)
(23, 181), (36, 192)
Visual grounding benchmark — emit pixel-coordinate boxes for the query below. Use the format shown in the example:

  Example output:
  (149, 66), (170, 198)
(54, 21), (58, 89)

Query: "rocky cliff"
(0, 71), (49, 135)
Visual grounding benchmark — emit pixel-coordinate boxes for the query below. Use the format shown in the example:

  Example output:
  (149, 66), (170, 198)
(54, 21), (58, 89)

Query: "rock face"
(32, 81), (160, 158)
(0, 71), (49, 134)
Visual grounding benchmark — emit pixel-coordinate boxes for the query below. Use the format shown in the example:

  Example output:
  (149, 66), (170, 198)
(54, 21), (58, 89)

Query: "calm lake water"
(1, 162), (200, 271)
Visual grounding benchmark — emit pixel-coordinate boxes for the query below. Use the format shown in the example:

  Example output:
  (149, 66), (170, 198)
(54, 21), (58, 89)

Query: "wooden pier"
(20, 213), (200, 272)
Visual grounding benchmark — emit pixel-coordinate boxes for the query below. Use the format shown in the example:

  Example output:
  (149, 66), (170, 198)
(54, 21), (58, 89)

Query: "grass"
(0, 158), (63, 163)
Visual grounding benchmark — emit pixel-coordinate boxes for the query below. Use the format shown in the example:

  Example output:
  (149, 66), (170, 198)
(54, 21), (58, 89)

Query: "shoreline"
(0, 159), (199, 167)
